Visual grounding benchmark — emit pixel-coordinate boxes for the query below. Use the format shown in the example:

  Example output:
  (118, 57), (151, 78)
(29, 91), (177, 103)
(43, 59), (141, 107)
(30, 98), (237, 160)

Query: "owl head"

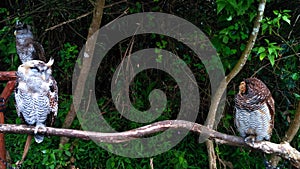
(17, 58), (54, 81)
(14, 20), (33, 39)
(238, 81), (246, 94)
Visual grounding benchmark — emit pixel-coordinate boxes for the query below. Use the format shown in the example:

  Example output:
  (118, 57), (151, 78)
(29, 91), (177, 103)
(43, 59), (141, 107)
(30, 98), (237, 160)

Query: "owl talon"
(34, 125), (47, 134)
(244, 136), (255, 146)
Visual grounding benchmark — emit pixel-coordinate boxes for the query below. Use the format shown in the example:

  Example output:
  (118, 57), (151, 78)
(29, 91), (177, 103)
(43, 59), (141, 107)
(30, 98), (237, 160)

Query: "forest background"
(0, 0), (299, 168)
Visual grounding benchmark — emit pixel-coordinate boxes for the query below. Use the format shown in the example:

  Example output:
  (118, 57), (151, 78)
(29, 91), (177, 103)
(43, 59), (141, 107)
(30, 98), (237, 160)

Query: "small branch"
(103, 0), (127, 9)
(45, 11), (93, 32)
(251, 53), (300, 77)
(0, 120), (300, 167)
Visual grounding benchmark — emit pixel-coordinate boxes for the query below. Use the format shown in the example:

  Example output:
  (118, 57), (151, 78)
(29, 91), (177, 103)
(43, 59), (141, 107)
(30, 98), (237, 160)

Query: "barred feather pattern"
(15, 59), (58, 143)
(235, 78), (275, 142)
(15, 21), (46, 63)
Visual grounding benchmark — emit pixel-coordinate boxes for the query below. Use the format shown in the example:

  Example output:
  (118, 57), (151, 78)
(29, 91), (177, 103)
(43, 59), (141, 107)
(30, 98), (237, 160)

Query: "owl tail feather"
(34, 134), (44, 143)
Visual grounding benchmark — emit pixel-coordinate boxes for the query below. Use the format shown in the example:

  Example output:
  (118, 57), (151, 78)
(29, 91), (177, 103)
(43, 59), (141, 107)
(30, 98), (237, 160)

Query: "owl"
(15, 59), (58, 143)
(14, 21), (46, 63)
(235, 78), (275, 143)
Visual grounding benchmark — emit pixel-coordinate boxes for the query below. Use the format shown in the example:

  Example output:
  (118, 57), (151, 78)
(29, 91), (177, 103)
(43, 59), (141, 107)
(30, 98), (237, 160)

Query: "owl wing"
(14, 80), (36, 125)
(14, 80), (24, 120)
(266, 95), (275, 135)
(46, 76), (58, 127)
(32, 41), (46, 62)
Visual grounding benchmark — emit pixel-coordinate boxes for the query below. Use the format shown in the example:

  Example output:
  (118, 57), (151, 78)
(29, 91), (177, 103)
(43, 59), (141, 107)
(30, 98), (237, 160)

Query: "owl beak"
(14, 30), (17, 36)
(41, 73), (46, 81)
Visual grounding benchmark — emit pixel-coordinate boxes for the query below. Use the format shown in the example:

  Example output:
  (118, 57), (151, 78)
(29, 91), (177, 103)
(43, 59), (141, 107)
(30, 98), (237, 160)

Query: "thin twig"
(251, 53), (300, 77)
(288, 14), (300, 39)
(45, 11), (93, 32)
(103, 0), (127, 8)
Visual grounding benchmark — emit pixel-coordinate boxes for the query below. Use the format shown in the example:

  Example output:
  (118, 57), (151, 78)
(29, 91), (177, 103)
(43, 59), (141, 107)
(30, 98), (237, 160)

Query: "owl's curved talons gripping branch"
(0, 120), (299, 168)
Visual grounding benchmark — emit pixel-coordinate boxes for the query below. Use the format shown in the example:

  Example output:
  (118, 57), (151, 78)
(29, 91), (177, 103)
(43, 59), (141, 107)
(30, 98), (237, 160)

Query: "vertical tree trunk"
(59, 0), (105, 146)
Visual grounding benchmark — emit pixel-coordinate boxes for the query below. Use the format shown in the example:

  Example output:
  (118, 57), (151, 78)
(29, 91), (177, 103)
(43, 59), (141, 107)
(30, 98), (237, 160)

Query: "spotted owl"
(235, 78), (275, 142)
(15, 59), (58, 143)
(14, 21), (46, 63)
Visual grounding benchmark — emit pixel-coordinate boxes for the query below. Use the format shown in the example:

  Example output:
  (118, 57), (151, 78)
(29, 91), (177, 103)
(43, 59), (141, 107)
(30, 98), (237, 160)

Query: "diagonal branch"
(270, 101), (300, 167)
(0, 120), (299, 167)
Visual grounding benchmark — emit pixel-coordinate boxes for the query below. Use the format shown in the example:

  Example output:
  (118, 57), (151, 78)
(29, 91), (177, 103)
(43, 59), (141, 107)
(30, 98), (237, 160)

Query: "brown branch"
(44, 0), (127, 32)
(270, 101), (300, 167)
(0, 120), (299, 167)
(0, 71), (17, 81)
(45, 11), (93, 32)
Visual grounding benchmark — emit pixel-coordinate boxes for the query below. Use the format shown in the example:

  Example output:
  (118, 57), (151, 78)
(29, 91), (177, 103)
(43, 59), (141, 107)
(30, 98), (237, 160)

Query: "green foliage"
(217, 0), (255, 16)
(1, 1), (299, 169)
(57, 42), (78, 75)
(261, 10), (291, 34)
(253, 39), (282, 66)
(255, 9), (292, 66)
(40, 144), (71, 168)
(0, 8), (19, 70)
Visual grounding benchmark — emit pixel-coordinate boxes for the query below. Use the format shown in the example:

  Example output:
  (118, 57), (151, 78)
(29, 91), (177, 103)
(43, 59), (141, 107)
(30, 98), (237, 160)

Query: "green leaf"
(291, 73), (299, 81)
(65, 150), (71, 157)
(294, 93), (300, 100)
(222, 36), (229, 44)
(216, 0), (227, 14)
(227, 16), (232, 21)
(259, 52), (266, 60)
(282, 15), (290, 24)
(268, 54), (275, 66)
(257, 47), (265, 54)
(227, 0), (238, 9)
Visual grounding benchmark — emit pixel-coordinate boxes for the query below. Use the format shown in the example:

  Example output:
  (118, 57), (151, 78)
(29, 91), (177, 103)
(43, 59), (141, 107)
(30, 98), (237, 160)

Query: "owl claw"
(34, 124), (47, 134)
(244, 136), (255, 146)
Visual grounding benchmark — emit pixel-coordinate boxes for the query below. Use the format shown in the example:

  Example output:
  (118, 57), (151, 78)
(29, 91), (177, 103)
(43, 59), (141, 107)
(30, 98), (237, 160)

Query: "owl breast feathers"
(234, 78), (275, 142)
(14, 21), (46, 63)
(15, 59), (58, 143)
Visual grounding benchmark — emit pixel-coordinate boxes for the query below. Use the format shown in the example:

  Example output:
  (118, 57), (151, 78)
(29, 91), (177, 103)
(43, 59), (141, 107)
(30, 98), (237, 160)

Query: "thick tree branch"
(0, 120), (299, 167)
(270, 101), (300, 167)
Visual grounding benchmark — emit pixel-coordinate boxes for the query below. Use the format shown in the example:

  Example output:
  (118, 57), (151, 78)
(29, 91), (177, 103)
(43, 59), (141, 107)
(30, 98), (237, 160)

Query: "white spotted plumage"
(15, 59), (58, 143)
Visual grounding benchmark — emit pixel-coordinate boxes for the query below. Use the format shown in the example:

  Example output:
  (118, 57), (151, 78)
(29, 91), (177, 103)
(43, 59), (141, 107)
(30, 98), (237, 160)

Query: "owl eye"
(30, 67), (40, 72)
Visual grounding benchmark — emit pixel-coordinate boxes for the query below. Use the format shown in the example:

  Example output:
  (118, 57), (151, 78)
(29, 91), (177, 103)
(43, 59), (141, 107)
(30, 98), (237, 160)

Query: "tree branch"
(270, 101), (300, 167)
(0, 120), (299, 167)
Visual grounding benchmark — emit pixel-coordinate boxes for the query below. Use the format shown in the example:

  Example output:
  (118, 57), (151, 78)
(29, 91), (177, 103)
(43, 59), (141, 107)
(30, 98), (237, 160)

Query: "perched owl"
(235, 78), (275, 143)
(15, 59), (58, 143)
(14, 21), (46, 63)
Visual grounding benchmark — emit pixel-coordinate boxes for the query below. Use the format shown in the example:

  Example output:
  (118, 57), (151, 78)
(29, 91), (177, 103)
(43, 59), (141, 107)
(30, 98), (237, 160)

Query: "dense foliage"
(0, 0), (299, 168)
